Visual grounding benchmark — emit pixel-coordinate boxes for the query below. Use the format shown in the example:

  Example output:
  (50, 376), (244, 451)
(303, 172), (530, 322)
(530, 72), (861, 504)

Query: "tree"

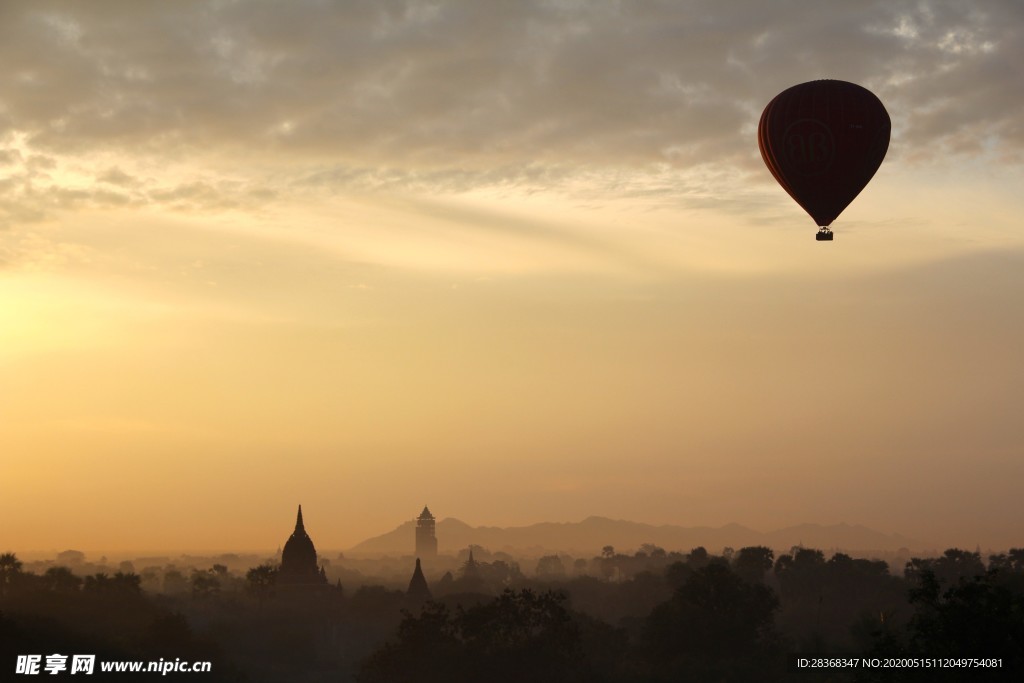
(245, 563), (278, 606)
(665, 561), (693, 590)
(908, 568), (1024, 661)
(358, 602), (462, 683)
(687, 546), (709, 569)
(905, 548), (985, 589)
(733, 546), (774, 583)
(81, 571), (139, 594)
(43, 566), (83, 593)
(639, 543), (667, 559)
(83, 572), (111, 593)
(191, 570), (221, 601)
(646, 563), (778, 658)
(601, 546), (615, 559)
(0, 552), (23, 600)
(1011, 548), (1024, 572)
(484, 560), (521, 585)
(358, 589), (595, 683)
(111, 572), (141, 593)
(459, 589), (581, 678)
(536, 555), (566, 577)
(56, 550), (85, 565)
(857, 568), (1024, 683)
(644, 563), (782, 681)
(162, 568), (188, 594)
(774, 547), (826, 600)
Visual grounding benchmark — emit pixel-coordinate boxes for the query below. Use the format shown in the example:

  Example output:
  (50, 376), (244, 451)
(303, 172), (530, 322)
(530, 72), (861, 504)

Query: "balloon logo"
(758, 80), (890, 241)
(783, 119), (835, 175)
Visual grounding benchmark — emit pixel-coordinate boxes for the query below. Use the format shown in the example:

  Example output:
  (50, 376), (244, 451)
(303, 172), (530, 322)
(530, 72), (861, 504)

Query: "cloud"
(0, 0), (1019, 245)
(1, 0), (1019, 177)
(0, 147), (277, 230)
(96, 166), (139, 187)
(0, 148), (24, 165)
(1, 0), (1018, 272)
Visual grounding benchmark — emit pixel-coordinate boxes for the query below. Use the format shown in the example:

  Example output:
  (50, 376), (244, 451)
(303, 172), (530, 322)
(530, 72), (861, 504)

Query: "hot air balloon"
(758, 80), (890, 241)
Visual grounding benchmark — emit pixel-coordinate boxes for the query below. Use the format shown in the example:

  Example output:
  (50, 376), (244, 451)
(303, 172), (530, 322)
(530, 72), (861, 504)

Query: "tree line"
(2, 547), (1023, 682)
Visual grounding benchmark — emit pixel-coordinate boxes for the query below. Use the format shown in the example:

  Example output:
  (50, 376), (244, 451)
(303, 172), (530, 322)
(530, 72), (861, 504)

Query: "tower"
(279, 505), (327, 585)
(462, 548), (480, 580)
(415, 506), (437, 560)
(459, 547), (483, 591)
(407, 558), (432, 601)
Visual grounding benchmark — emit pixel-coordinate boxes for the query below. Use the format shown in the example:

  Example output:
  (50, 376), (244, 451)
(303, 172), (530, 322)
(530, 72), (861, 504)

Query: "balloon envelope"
(758, 80), (890, 228)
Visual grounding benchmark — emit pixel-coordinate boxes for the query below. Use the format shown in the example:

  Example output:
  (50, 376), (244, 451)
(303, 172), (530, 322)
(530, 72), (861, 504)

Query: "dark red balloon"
(758, 80), (890, 231)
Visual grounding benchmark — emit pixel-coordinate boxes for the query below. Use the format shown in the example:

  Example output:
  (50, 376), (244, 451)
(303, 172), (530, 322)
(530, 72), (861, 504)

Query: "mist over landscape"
(3, 0), (1024, 680)
(4, 505), (1022, 681)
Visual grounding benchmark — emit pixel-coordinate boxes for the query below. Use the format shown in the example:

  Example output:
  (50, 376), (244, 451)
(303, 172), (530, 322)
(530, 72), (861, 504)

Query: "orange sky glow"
(2, 0), (1023, 554)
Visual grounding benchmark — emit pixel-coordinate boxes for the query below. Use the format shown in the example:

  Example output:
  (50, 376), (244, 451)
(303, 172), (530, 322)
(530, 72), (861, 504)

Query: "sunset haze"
(2, 0), (1023, 554)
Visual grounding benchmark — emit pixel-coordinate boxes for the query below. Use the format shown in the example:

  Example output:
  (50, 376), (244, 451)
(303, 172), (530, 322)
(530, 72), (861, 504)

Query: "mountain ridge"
(346, 516), (922, 557)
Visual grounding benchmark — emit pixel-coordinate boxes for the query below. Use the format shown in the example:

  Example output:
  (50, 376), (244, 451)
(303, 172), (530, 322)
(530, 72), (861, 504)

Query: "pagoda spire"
(279, 505), (326, 587)
(408, 558), (431, 599)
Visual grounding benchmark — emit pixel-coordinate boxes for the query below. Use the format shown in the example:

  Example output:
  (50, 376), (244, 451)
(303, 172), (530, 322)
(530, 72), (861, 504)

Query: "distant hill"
(345, 516), (920, 557)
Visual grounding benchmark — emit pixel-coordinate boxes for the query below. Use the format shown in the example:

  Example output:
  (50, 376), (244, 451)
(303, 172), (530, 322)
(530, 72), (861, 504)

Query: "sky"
(2, 0), (1023, 554)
